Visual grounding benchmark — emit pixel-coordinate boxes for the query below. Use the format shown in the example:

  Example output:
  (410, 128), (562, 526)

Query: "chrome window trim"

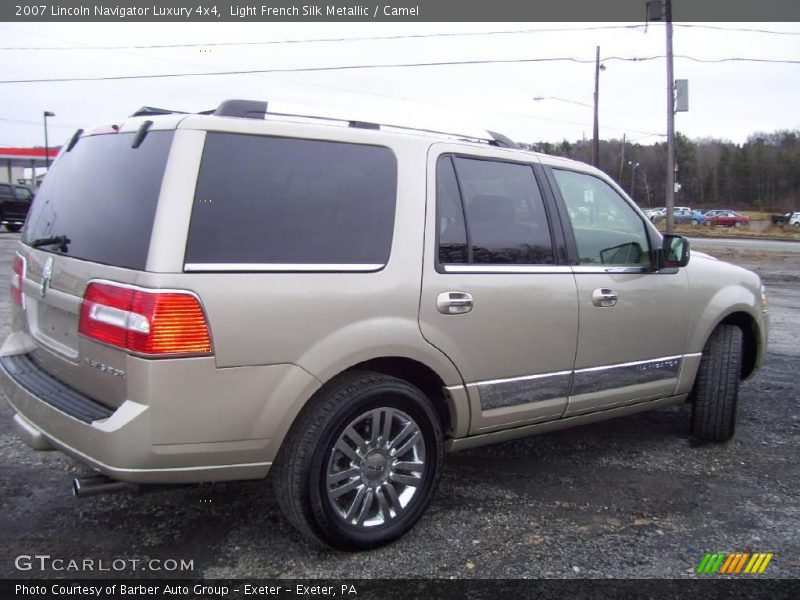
(443, 265), (572, 274)
(184, 263), (384, 273)
(572, 266), (650, 274)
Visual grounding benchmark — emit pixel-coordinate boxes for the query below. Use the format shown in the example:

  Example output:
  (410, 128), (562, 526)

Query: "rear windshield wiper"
(29, 235), (71, 252)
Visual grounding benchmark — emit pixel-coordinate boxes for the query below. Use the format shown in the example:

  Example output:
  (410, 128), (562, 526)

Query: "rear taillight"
(11, 254), (26, 308)
(78, 282), (212, 357)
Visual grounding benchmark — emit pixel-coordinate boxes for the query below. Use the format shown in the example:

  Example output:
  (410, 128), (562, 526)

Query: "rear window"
(184, 133), (397, 270)
(22, 131), (174, 270)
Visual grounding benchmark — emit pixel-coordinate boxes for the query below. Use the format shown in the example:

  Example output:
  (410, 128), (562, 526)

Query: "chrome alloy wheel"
(326, 408), (426, 527)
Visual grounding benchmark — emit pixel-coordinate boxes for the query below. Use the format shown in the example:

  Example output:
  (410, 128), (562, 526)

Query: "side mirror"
(659, 234), (690, 269)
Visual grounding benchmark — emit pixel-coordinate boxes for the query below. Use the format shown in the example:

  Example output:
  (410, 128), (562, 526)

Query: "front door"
(547, 168), (691, 416)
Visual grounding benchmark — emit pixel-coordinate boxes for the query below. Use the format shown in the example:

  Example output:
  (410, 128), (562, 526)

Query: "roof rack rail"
(131, 98), (521, 148)
(130, 106), (187, 117)
(265, 108), (518, 148)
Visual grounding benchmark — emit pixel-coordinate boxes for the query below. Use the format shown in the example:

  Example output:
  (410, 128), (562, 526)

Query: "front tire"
(691, 325), (743, 442)
(272, 371), (443, 550)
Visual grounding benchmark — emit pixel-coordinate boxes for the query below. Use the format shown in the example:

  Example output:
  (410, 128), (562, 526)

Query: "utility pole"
(592, 45), (600, 168)
(618, 133), (626, 183)
(630, 162), (640, 200)
(647, 0), (681, 233)
(664, 0), (676, 234)
(43, 111), (55, 170)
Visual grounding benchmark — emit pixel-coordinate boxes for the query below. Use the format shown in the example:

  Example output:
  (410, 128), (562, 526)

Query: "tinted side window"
(436, 156), (467, 264)
(185, 134), (397, 268)
(552, 169), (651, 267)
(452, 157), (554, 265)
(0, 184), (12, 197)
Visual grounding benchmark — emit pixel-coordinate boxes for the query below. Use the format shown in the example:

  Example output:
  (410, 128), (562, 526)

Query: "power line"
(675, 24), (800, 36)
(0, 116), (80, 128)
(2, 54), (798, 85)
(675, 55), (800, 64)
(0, 57), (601, 84)
(2, 23), (797, 53)
(0, 24), (646, 51)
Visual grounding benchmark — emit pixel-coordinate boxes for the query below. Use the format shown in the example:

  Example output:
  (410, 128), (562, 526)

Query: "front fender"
(685, 255), (768, 375)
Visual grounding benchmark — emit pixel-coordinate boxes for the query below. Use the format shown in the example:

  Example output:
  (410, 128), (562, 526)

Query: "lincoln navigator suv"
(0, 100), (768, 550)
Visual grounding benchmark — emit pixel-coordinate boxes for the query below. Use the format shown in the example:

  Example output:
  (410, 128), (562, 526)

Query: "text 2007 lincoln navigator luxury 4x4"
(0, 100), (768, 550)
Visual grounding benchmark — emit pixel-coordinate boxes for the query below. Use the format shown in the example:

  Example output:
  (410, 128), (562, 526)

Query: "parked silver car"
(0, 100), (768, 550)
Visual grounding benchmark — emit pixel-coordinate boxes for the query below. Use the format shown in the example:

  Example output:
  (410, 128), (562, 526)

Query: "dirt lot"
(0, 233), (796, 580)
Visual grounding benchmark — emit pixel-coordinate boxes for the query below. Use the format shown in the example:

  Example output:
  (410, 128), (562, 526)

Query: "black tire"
(691, 325), (743, 442)
(5, 224), (21, 233)
(272, 371), (443, 551)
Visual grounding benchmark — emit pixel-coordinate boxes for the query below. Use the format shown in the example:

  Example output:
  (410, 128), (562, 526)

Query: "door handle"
(592, 288), (618, 307)
(436, 291), (473, 315)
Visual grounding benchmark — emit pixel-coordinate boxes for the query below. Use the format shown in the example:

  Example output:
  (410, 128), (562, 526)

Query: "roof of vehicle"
(66, 98), (607, 180)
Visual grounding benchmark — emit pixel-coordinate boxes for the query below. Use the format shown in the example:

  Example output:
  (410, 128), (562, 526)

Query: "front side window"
(552, 169), (652, 267)
(185, 133), (397, 268)
(436, 155), (554, 266)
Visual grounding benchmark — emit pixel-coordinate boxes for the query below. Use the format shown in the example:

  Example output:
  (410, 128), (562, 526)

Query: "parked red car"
(704, 211), (750, 227)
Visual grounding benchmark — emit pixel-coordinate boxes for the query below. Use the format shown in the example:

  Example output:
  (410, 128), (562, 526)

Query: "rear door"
(547, 167), (691, 416)
(15, 129), (176, 408)
(419, 145), (579, 434)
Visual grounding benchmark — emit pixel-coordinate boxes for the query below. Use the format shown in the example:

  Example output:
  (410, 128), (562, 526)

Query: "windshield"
(22, 130), (174, 271)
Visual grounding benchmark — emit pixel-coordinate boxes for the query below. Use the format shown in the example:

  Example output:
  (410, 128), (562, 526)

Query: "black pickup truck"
(771, 212), (800, 226)
(0, 183), (33, 232)
(771, 213), (791, 225)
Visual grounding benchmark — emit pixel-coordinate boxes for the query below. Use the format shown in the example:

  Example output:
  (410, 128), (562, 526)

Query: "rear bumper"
(0, 349), (320, 484)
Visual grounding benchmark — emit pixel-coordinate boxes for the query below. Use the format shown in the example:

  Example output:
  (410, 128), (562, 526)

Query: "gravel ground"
(0, 233), (797, 580)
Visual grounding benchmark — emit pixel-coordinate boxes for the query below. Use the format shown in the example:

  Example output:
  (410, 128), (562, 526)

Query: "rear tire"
(5, 224), (21, 233)
(272, 371), (443, 551)
(691, 325), (743, 442)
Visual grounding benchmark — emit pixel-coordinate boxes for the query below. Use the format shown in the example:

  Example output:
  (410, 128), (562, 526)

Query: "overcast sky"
(1, 21), (799, 149)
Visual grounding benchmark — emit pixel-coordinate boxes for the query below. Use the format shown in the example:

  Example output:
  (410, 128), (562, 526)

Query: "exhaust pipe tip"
(72, 475), (137, 498)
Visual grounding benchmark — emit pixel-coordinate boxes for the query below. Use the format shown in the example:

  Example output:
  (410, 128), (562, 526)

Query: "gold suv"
(0, 100), (768, 550)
